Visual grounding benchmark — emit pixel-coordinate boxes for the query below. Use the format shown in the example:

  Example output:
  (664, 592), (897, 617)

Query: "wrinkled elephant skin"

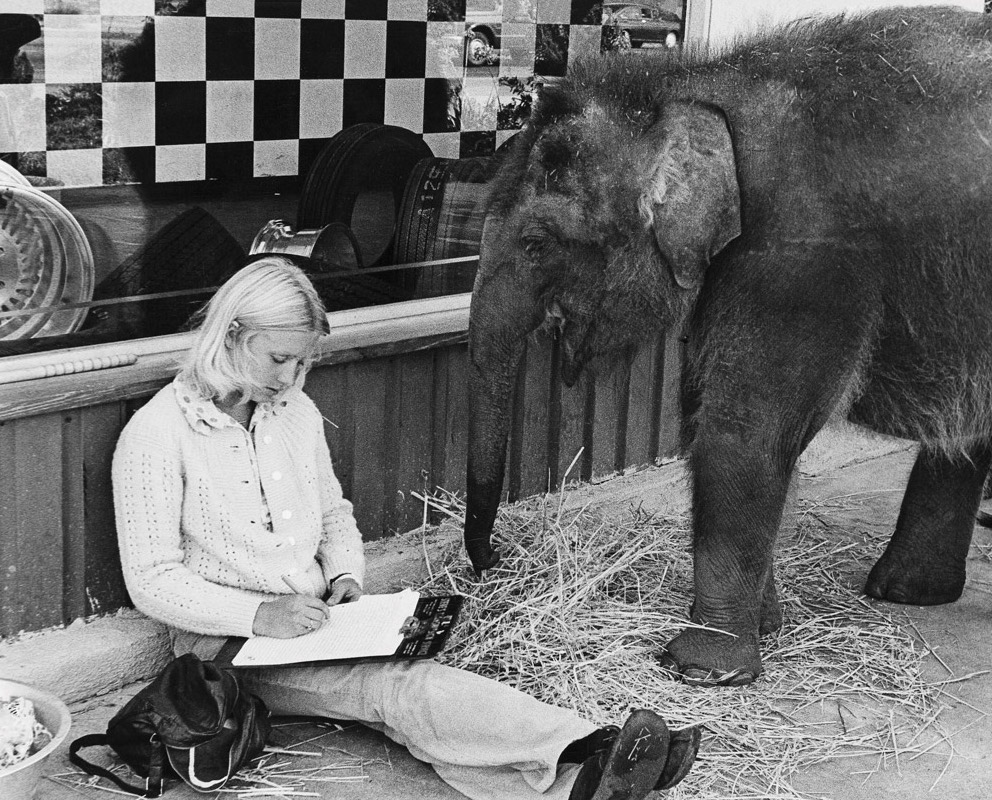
(464, 7), (992, 685)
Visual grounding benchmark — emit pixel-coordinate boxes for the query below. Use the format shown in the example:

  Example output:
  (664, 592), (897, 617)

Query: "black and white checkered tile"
(0, 0), (607, 188)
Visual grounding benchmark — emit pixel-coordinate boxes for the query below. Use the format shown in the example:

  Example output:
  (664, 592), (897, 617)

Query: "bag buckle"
(146, 732), (165, 798)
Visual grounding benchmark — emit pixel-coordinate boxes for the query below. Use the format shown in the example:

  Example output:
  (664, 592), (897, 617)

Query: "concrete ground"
(19, 423), (992, 799)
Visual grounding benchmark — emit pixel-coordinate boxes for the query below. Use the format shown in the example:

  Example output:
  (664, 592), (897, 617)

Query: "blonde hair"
(179, 256), (329, 401)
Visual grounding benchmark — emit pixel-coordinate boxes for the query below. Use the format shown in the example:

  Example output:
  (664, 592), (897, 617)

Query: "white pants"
(174, 632), (597, 800)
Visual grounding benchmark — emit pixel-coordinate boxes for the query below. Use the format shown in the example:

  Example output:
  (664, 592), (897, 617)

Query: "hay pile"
(416, 490), (955, 800)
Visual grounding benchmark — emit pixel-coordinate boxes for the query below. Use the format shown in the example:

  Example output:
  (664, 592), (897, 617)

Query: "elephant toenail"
(682, 667), (755, 687)
(682, 668), (721, 686)
(656, 652), (757, 686)
(721, 669), (756, 686)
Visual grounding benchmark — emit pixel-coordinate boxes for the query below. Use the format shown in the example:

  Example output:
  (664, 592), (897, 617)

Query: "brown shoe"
(568, 709), (672, 800)
(656, 725), (701, 790)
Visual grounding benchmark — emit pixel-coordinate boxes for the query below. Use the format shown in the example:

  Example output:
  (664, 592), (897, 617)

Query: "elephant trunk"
(465, 360), (523, 574)
(464, 241), (542, 573)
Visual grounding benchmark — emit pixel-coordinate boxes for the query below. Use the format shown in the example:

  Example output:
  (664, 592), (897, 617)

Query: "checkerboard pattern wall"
(0, 0), (608, 189)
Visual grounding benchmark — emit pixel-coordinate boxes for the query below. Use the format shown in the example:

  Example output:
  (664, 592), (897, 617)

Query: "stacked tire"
(93, 206), (245, 338)
(298, 123), (433, 295)
(294, 124), (506, 302)
(393, 156), (497, 298)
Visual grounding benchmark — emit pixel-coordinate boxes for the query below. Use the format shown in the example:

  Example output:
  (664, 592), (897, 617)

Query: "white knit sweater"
(112, 380), (365, 638)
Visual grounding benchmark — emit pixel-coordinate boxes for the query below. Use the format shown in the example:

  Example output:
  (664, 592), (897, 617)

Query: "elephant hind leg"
(865, 443), (992, 605)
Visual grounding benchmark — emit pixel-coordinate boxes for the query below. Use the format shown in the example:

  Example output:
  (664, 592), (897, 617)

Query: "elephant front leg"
(865, 443), (992, 605)
(659, 435), (796, 686)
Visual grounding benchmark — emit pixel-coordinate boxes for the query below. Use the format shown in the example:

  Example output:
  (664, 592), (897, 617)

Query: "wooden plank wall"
(0, 403), (132, 636)
(0, 331), (681, 636)
(505, 330), (681, 500)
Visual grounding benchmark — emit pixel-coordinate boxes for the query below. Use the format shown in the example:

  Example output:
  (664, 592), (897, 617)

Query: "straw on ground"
(415, 488), (966, 800)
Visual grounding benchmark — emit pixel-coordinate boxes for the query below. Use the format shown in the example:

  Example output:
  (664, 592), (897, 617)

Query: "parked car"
(464, 2), (538, 67)
(603, 1), (682, 49)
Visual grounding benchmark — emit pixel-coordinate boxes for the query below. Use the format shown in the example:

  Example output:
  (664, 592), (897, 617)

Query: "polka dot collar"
(172, 379), (287, 435)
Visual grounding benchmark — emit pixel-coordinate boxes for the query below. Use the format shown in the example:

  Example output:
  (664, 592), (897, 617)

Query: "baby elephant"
(463, 6), (992, 685)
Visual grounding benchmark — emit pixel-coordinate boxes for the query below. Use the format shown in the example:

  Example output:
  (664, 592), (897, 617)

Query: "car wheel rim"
(468, 40), (487, 64)
(0, 185), (94, 339)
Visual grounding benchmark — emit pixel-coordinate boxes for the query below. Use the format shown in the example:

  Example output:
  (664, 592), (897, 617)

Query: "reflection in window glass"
(0, 3), (655, 356)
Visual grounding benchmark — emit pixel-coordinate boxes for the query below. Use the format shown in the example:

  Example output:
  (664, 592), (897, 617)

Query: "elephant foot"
(466, 543), (501, 575)
(865, 444), (990, 605)
(657, 628), (762, 687)
(864, 551), (965, 605)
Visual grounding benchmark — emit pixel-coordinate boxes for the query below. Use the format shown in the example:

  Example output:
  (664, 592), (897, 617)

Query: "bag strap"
(69, 733), (167, 798)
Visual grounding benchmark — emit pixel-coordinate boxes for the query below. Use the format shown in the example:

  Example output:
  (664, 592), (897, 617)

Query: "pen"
(282, 574), (309, 594)
(283, 574), (329, 633)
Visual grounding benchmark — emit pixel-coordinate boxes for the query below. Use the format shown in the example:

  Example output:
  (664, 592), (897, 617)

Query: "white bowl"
(0, 680), (72, 799)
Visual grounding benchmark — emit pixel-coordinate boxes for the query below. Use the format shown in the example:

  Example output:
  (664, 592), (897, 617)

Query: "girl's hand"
(253, 593), (329, 638)
(326, 577), (363, 607)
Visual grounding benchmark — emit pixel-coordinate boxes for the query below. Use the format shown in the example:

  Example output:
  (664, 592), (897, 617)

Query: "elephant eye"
(522, 235), (545, 257)
(520, 224), (557, 260)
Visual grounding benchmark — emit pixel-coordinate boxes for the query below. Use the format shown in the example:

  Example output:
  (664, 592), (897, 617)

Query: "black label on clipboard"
(394, 595), (463, 659)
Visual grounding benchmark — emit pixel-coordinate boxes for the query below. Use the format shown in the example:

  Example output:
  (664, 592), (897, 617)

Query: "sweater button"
(272, 471), (282, 480)
(282, 509), (293, 520)
(286, 536), (295, 545)
(263, 435), (272, 444)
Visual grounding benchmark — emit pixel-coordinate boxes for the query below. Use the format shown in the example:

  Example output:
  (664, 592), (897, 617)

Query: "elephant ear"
(640, 100), (741, 290)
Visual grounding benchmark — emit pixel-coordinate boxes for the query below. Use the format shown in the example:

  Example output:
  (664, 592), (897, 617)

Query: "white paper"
(233, 589), (420, 667)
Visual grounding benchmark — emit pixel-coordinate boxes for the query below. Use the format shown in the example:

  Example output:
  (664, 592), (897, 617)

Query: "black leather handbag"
(69, 653), (271, 796)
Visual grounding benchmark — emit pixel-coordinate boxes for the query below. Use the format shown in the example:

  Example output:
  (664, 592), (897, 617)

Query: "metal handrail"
(0, 255), (479, 321)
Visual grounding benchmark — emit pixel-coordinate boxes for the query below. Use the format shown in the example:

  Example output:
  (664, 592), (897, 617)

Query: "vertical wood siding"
(0, 331), (681, 636)
(0, 413), (64, 633)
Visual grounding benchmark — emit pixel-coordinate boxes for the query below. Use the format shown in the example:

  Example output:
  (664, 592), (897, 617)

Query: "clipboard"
(215, 593), (463, 669)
